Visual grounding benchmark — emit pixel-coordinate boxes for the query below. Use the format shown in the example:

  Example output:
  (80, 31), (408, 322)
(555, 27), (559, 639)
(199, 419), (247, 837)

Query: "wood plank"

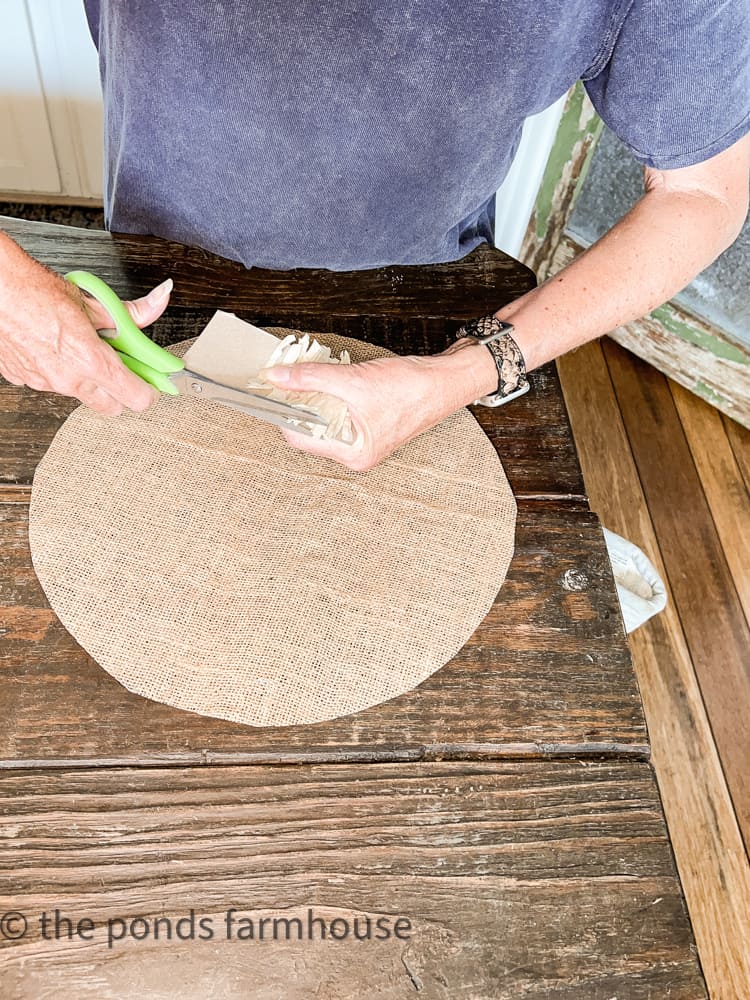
(723, 412), (750, 495)
(0, 760), (706, 998)
(670, 381), (750, 631)
(601, 338), (750, 848)
(0, 500), (644, 767)
(0, 486), (33, 504)
(557, 340), (750, 997)
(1, 216), (535, 319)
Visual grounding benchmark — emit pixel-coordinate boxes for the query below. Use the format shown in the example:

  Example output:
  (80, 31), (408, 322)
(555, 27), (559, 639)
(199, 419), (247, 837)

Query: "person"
(1, 2), (748, 471)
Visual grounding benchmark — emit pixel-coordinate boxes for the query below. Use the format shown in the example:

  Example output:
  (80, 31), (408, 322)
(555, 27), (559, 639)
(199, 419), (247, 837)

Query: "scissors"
(64, 270), (327, 436)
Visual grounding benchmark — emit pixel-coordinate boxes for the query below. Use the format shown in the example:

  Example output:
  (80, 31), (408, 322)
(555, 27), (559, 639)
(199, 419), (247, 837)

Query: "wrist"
(492, 298), (546, 372)
(438, 336), (499, 404)
(449, 315), (530, 406)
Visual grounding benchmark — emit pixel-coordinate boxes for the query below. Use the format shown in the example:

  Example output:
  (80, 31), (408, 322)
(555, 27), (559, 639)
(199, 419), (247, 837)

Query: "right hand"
(0, 232), (172, 416)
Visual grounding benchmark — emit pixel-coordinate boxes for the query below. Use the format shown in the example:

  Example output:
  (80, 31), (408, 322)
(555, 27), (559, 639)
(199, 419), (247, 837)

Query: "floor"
(557, 339), (750, 999)
(4, 200), (749, 995)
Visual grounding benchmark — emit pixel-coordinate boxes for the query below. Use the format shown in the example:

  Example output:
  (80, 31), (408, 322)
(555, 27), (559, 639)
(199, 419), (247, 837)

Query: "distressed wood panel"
(0, 760), (706, 999)
(520, 84), (603, 281)
(0, 500), (645, 767)
(557, 341), (750, 998)
(1, 216), (535, 318)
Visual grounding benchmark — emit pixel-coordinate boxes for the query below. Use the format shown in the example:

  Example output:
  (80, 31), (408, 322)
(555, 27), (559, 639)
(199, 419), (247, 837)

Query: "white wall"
(493, 95), (567, 258)
(0, 0), (103, 199)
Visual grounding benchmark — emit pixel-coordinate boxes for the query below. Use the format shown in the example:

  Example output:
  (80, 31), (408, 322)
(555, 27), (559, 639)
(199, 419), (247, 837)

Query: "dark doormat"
(0, 202), (104, 230)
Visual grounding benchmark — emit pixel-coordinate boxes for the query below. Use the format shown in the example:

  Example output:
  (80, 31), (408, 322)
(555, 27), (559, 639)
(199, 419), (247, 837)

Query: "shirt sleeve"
(583, 0), (750, 170)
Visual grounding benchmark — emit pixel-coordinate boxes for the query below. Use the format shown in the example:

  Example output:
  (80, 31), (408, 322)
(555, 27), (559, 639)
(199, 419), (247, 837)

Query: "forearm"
(492, 182), (747, 371)
(206, 139), (750, 472)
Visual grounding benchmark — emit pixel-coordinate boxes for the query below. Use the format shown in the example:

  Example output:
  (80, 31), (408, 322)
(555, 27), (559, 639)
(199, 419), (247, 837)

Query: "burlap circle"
(29, 331), (516, 727)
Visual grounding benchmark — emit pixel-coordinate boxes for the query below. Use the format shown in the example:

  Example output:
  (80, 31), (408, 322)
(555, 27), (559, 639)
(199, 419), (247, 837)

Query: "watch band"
(457, 315), (530, 407)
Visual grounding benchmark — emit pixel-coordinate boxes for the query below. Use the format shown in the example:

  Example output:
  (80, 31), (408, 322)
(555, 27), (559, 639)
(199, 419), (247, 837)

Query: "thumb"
(261, 361), (354, 396)
(125, 277), (173, 328)
(84, 277), (173, 332)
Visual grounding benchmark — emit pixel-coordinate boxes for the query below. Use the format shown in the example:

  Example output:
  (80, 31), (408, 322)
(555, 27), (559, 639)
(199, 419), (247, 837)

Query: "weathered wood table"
(0, 218), (706, 997)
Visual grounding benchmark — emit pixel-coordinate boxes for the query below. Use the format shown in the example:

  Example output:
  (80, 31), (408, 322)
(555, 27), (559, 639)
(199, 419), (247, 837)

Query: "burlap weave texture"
(29, 332), (516, 727)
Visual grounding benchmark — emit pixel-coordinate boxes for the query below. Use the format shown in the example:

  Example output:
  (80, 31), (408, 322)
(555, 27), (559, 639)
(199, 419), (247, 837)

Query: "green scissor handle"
(65, 270), (184, 396)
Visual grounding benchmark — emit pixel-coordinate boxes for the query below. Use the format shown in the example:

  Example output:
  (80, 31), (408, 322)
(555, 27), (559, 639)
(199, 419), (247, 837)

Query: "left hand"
(262, 341), (498, 471)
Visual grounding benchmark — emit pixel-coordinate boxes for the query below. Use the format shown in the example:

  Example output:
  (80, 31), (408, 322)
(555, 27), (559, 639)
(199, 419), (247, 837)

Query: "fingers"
(80, 279), (171, 411)
(0, 358), (51, 391)
(91, 344), (159, 412)
(0, 361), (32, 387)
(20, 373), (51, 392)
(63, 368), (149, 414)
(281, 428), (349, 461)
(267, 363), (383, 469)
(1, 357), (129, 416)
(261, 361), (356, 398)
(60, 276), (170, 412)
(73, 381), (125, 416)
(47, 330), (156, 413)
(0, 249), (166, 415)
(280, 427), (375, 472)
(264, 364), (371, 467)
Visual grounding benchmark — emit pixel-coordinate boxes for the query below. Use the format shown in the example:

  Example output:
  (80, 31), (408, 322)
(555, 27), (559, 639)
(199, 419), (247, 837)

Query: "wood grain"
(602, 338), (750, 849)
(723, 412), (750, 496)
(0, 760), (706, 999)
(558, 340), (750, 998)
(0, 500), (645, 767)
(671, 381), (750, 631)
(521, 86), (603, 283)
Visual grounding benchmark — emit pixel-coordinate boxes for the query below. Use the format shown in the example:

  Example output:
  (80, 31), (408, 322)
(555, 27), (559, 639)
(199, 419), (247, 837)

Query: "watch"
(457, 315), (530, 407)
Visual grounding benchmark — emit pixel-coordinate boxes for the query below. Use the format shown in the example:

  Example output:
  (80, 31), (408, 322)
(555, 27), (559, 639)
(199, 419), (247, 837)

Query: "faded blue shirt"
(84, 1), (750, 271)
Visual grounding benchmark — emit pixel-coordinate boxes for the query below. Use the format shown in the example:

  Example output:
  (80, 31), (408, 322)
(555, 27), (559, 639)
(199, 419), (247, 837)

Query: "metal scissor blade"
(169, 369), (328, 435)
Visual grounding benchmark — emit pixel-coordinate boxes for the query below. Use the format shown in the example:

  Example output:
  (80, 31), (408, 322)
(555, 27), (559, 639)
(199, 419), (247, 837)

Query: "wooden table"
(0, 218), (706, 998)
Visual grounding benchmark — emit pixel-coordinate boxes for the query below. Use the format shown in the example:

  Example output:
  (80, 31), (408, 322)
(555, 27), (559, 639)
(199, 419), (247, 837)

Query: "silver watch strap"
(457, 315), (530, 406)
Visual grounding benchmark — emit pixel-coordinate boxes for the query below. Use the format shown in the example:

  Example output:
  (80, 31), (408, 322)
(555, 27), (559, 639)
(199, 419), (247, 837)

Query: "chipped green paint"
(693, 380), (731, 406)
(533, 82), (603, 242)
(652, 304), (750, 365)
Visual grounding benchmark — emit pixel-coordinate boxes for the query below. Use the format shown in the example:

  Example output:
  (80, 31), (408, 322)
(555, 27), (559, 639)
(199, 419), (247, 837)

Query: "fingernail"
(260, 365), (291, 385)
(149, 277), (173, 300)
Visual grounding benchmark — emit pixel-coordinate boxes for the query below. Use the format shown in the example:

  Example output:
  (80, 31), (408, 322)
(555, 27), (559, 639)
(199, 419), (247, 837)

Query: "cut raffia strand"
(249, 332), (355, 443)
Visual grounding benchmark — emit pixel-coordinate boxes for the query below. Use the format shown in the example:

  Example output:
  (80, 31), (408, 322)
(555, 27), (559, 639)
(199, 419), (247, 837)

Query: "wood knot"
(560, 568), (589, 592)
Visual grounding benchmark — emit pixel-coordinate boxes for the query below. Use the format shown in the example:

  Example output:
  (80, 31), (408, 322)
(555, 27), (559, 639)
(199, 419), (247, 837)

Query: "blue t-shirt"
(84, 1), (750, 271)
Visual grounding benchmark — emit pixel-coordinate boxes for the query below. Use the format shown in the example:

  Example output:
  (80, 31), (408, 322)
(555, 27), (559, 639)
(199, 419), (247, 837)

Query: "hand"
(263, 339), (498, 471)
(0, 232), (172, 415)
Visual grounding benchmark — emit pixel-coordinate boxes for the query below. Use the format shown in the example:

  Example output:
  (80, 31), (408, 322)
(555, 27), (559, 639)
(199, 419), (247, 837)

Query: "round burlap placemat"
(29, 332), (516, 727)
